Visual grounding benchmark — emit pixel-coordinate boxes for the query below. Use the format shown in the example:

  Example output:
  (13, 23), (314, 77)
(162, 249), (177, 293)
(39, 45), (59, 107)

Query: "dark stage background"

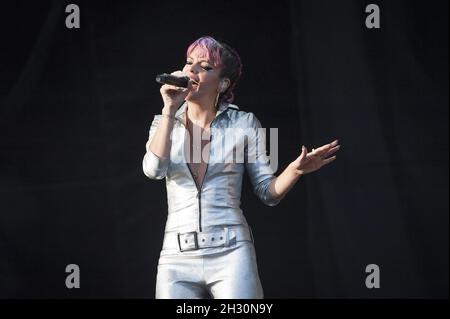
(0, 0), (448, 298)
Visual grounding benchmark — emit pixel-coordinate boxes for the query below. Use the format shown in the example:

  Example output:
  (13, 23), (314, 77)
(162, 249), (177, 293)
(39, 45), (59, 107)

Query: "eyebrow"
(186, 56), (212, 64)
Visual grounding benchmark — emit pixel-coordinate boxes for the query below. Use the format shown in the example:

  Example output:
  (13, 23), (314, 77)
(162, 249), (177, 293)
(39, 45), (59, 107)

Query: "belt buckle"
(177, 231), (199, 252)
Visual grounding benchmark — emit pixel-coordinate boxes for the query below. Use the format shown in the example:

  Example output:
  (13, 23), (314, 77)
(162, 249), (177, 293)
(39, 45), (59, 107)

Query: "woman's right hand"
(160, 70), (192, 115)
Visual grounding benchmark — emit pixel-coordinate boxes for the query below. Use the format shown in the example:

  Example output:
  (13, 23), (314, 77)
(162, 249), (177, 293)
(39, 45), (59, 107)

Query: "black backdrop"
(0, 0), (447, 298)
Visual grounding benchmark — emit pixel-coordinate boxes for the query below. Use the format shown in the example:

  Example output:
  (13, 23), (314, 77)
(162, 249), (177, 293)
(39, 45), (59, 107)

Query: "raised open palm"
(290, 139), (341, 175)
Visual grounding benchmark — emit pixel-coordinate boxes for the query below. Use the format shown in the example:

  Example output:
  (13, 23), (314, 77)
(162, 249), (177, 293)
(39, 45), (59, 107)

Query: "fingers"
(310, 145), (325, 155)
(299, 139), (340, 160)
(165, 70), (191, 91)
(170, 70), (186, 76)
(160, 83), (190, 107)
(300, 145), (307, 160)
(322, 155), (336, 166)
(294, 139), (339, 174)
(294, 145), (307, 165)
(319, 140), (340, 165)
(323, 145), (340, 157)
(313, 139), (339, 156)
(161, 84), (188, 93)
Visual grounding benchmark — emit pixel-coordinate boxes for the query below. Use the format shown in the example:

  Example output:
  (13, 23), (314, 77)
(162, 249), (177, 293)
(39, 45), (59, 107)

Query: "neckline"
(174, 101), (238, 126)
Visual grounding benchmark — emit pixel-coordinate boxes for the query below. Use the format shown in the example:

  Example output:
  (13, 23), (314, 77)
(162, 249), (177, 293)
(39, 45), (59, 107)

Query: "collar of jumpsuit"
(142, 101), (280, 254)
(174, 100), (235, 125)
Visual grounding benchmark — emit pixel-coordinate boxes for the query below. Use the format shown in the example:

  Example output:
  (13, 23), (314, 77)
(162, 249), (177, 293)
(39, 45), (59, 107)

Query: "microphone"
(155, 73), (190, 88)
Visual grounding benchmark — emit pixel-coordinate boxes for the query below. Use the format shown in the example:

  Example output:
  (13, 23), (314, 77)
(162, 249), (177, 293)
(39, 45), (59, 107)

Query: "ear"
(219, 78), (230, 93)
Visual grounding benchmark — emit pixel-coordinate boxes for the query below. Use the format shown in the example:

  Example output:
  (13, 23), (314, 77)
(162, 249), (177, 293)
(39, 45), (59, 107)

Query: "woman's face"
(182, 46), (223, 103)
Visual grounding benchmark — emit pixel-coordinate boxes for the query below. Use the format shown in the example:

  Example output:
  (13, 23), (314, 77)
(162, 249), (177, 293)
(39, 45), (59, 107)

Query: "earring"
(214, 92), (220, 109)
(215, 81), (227, 108)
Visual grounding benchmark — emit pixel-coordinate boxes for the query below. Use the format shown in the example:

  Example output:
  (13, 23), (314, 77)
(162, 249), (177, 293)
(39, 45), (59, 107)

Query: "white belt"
(162, 226), (253, 252)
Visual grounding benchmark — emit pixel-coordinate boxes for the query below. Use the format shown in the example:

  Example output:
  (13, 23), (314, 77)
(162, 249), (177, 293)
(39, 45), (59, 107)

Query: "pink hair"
(186, 36), (242, 104)
(187, 36), (223, 68)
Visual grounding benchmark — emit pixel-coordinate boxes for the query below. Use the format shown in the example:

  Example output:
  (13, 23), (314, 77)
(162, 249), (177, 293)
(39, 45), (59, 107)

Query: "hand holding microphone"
(157, 71), (193, 114)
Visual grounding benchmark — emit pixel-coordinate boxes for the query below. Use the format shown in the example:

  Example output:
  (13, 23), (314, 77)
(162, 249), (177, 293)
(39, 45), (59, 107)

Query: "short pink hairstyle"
(186, 36), (243, 104)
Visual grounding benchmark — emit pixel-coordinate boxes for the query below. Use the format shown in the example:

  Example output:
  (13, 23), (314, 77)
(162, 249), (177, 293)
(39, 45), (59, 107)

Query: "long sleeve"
(244, 112), (280, 206)
(142, 115), (170, 180)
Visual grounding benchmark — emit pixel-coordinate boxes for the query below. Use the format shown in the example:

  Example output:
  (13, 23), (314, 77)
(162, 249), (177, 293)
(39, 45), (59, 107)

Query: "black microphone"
(155, 73), (190, 88)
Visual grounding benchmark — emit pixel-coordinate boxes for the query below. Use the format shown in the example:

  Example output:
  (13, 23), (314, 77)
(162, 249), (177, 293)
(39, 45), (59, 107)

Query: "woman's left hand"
(289, 139), (341, 175)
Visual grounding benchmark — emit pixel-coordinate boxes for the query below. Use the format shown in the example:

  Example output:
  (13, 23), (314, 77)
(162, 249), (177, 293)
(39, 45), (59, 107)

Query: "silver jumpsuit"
(143, 101), (280, 299)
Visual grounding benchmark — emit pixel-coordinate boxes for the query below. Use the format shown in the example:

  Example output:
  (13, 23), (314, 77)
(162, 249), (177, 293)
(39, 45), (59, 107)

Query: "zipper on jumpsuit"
(177, 111), (222, 233)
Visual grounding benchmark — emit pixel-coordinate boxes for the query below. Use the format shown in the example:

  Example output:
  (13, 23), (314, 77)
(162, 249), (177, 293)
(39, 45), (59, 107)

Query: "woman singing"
(143, 36), (340, 299)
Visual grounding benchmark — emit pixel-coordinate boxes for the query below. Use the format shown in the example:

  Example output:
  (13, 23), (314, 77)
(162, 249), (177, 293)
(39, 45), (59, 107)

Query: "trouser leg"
(155, 255), (208, 299)
(205, 242), (264, 299)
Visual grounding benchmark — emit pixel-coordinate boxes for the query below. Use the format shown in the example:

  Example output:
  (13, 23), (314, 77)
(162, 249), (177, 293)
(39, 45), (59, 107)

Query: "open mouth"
(190, 80), (200, 91)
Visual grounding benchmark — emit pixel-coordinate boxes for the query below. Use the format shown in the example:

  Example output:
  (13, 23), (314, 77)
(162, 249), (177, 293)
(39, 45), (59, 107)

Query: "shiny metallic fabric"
(143, 101), (279, 299)
(156, 241), (264, 299)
